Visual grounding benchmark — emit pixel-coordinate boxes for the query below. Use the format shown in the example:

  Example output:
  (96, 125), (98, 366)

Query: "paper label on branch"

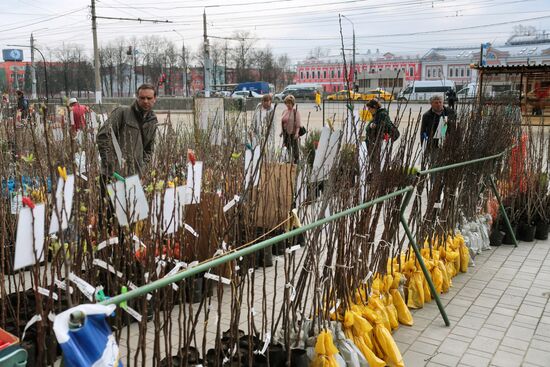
(75, 151), (86, 174)
(204, 272), (231, 285)
(69, 272), (95, 301)
(93, 259), (123, 278)
(96, 237), (119, 251)
(184, 223), (199, 237)
(107, 175), (149, 226)
(37, 286), (59, 301)
(311, 127), (342, 182)
(186, 161), (203, 204)
(359, 142), (369, 200)
(244, 146), (261, 188)
(286, 245), (301, 253)
(49, 175), (75, 234)
(163, 187), (178, 234)
(259, 333), (271, 355)
(124, 306), (142, 322)
(10, 192), (22, 215)
(22, 314), (42, 341)
(14, 204), (45, 271)
(223, 195), (240, 213)
(54, 278), (74, 294)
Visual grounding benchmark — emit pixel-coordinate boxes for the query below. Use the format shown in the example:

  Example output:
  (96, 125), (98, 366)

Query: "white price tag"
(22, 314), (42, 340)
(96, 237), (119, 251)
(54, 278), (74, 294)
(37, 286), (58, 301)
(69, 272), (95, 301)
(204, 272), (231, 285)
(93, 259), (123, 278)
(123, 306), (142, 322)
(286, 245), (301, 253)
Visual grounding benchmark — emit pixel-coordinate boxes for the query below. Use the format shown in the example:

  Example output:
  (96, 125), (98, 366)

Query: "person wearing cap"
(68, 97), (89, 132)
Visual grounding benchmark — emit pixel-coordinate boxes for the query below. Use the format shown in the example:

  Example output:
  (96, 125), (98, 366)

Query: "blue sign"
(2, 49), (24, 62)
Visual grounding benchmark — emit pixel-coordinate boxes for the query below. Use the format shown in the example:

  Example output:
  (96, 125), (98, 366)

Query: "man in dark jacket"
(96, 83), (158, 228)
(16, 90), (29, 120)
(420, 95), (456, 152)
(421, 95), (456, 203)
(97, 83), (158, 177)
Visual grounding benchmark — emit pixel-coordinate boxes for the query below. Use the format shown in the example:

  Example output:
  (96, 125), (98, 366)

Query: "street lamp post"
(173, 29), (188, 97)
(341, 14), (356, 91)
(8, 44), (49, 102)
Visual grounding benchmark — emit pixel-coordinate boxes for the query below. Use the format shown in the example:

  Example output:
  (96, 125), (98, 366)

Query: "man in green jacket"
(97, 83), (158, 177)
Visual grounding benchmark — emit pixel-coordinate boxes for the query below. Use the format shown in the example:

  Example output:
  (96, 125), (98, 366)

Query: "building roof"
(423, 42), (550, 61)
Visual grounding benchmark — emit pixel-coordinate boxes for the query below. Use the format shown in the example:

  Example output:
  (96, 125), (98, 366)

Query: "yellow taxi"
(326, 90), (363, 101)
(361, 89), (394, 101)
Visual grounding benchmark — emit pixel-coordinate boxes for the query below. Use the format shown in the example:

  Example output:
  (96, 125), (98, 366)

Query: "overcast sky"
(2, 0), (550, 65)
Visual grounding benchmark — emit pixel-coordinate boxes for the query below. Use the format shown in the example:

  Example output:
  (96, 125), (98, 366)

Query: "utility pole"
(352, 28), (356, 91)
(91, 0), (102, 103)
(182, 41), (188, 97)
(30, 33), (37, 100)
(203, 10), (211, 97)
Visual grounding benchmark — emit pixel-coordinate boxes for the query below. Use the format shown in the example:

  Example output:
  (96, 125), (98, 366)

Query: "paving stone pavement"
(392, 239), (550, 367)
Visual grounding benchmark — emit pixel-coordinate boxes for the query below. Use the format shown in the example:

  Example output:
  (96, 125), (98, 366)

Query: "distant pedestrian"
(280, 95), (301, 164)
(68, 97), (90, 132)
(365, 99), (395, 174)
(251, 94), (276, 156)
(16, 90), (29, 120)
(446, 89), (458, 109)
(314, 90), (322, 111)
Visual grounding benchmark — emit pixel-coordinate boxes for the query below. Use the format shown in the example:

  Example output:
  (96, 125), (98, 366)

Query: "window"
(450, 68), (453, 77)
(438, 69), (442, 77)
(317, 71), (320, 78)
(300, 72), (303, 79)
(409, 67), (414, 76)
(467, 68), (470, 77)
(306, 71), (309, 79)
(338, 69), (341, 78)
(460, 68), (464, 77)
(427, 69), (431, 78)
(331, 70), (335, 78)
(371, 69), (375, 73)
(323, 71), (327, 78)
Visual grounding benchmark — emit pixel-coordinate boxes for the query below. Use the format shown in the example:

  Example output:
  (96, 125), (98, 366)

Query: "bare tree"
(231, 31), (256, 82)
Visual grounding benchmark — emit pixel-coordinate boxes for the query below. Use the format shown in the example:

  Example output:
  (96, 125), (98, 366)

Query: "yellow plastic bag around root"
(373, 321), (405, 367)
(407, 270), (425, 309)
(390, 289), (413, 326)
(459, 243), (470, 273)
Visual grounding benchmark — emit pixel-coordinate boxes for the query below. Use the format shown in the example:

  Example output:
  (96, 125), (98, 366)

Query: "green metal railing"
(100, 148), (517, 328)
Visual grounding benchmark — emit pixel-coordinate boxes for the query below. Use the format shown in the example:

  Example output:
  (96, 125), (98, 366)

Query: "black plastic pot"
(160, 356), (182, 367)
(502, 224), (518, 245)
(535, 220), (549, 240)
(489, 227), (505, 246)
(259, 246), (273, 267)
(179, 346), (201, 364)
(290, 348), (309, 366)
(518, 222), (536, 242)
(268, 342), (286, 367)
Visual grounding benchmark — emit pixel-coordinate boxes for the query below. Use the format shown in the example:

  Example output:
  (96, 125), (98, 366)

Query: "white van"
(457, 83), (478, 99)
(398, 80), (456, 101)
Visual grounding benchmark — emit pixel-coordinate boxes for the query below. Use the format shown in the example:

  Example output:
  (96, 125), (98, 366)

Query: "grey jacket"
(97, 101), (158, 176)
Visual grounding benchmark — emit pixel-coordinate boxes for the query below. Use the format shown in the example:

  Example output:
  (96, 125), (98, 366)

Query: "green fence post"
(400, 190), (451, 327)
(488, 175), (518, 247)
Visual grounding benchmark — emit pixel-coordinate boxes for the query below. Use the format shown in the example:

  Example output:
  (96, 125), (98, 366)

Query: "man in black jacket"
(420, 95), (456, 203)
(420, 95), (456, 152)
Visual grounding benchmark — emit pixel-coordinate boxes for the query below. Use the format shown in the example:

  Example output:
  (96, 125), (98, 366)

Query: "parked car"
(361, 89), (394, 101)
(327, 90), (362, 101)
(274, 88), (316, 102)
(231, 90), (262, 99)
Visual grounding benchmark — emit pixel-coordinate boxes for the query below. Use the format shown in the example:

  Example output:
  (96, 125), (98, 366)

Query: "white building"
(421, 33), (550, 89)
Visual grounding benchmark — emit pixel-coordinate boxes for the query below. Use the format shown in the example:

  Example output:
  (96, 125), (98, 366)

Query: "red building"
(0, 61), (30, 93)
(295, 52), (422, 93)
